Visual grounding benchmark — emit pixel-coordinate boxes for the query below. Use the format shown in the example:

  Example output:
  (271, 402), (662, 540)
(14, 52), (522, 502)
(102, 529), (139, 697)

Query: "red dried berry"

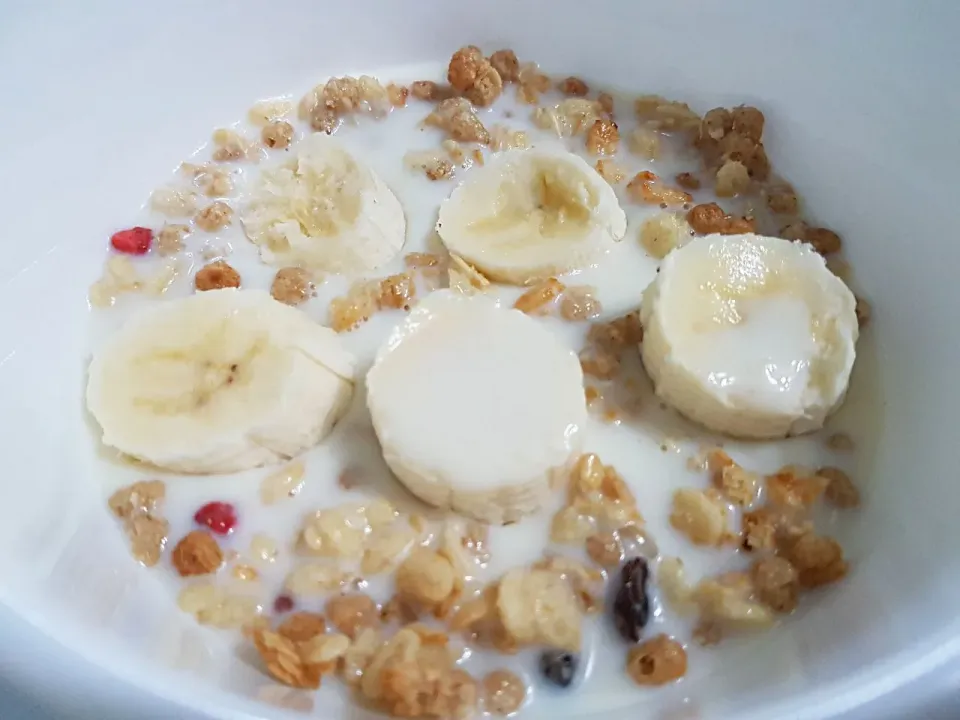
(110, 226), (153, 255)
(273, 595), (295, 614)
(193, 502), (237, 535)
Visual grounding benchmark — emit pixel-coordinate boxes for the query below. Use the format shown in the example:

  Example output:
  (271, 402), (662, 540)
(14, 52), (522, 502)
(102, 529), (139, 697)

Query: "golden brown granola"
(172, 530), (223, 577)
(261, 120), (295, 150)
(270, 267), (315, 306)
(195, 201), (233, 232)
(626, 635), (688, 686)
(195, 260), (241, 291)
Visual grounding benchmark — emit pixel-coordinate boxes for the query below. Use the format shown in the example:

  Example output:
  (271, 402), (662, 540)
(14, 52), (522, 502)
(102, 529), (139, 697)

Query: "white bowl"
(1, 1), (959, 718)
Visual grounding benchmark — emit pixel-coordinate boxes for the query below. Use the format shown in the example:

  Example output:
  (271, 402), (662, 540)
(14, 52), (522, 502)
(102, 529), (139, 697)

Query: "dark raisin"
(539, 649), (578, 688)
(613, 557), (650, 642)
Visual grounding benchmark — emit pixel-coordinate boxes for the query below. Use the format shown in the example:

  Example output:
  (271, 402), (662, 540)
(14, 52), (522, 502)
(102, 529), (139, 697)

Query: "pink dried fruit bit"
(193, 501), (237, 535)
(273, 594), (295, 614)
(110, 226), (153, 255)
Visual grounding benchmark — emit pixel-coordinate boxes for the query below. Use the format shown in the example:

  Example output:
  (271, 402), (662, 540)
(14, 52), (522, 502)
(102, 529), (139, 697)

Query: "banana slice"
(86, 289), (356, 474)
(436, 148), (626, 285)
(641, 233), (858, 439)
(366, 290), (586, 524)
(241, 134), (405, 273)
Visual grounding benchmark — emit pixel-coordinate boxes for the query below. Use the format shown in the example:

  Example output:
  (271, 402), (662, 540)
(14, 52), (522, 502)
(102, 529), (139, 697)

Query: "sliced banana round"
(641, 233), (858, 439)
(366, 290), (586, 524)
(436, 148), (626, 285)
(241, 133), (405, 273)
(86, 289), (356, 474)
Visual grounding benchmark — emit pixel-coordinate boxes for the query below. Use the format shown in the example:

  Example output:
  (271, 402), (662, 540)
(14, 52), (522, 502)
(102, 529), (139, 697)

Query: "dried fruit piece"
(110, 227), (153, 255)
(194, 501), (237, 535)
(626, 635), (688, 686)
(612, 558), (650, 642)
(540, 649), (578, 688)
(273, 595), (295, 614)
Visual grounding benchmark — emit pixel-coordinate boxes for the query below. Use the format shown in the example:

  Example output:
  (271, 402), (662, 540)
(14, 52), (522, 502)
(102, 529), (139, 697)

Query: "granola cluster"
(108, 480), (169, 567)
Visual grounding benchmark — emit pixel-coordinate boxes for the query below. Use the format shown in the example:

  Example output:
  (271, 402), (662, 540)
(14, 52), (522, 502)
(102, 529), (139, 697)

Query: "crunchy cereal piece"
(378, 272), (417, 310)
(670, 488), (726, 546)
(380, 594), (421, 625)
(172, 530), (223, 577)
(270, 267), (314, 306)
(588, 311), (643, 351)
(254, 629), (322, 690)
(806, 227), (843, 255)
(125, 514), (169, 567)
(560, 285), (602, 321)
(628, 171), (692, 207)
(448, 46), (503, 106)
(675, 172), (701, 190)
(195, 260), (241, 291)
(307, 105), (340, 134)
(405, 252), (444, 269)
(425, 98), (490, 144)
(585, 533), (623, 568)
(386, 83), (409, 107)
(732, 105), (765, 142)
(489, 124), (529, 151)
(657, 557), (696, 614)
(517, 62), (551, 104)
(819, 467), (860, 508)
(532, 98), (603, 137)
(579, 349), (620, 380)
(179, 584), (261, 629)
(195, 201), (233, 232)
(396, 549), (456, 606)
(498, 568), (582, 651)
(635, 95), (700, 131)
(594, 158), (627, 184)
(597, 92), (614, 115)
(261, 120), (294, 150)
(558, 77), (589, 96)
(247, 98), (293, 126)
(766, 185), (799, 214)
(150, 186), (199, 217)
(785, 533), (849, 588)
(182, 164), (233, 197)
(708, 450), (759, 506)
(405, 150), (457, 181)
(232, 564), (259, 581)
(278, 612), (327, 644)
(715, 159), (750, 197)
(363, 525), (417, 575)
(639, 212), (692, 259)
(551, 506), (597, 543)
(155, 224), (190, 256)
(212, 128), (255, 162)
(108, 480), (165, 519)
(855, 296), (871, 327)
(514, 278), (565, 314)
(626, 635), (688, 686)
(694, 573), (774, 630)
(627, 126), (660, 160)
(489, 50), (520, 82)
(448, 254), (490, 293)
(411, 81), (455, 102)
(779, 221), (808, 242)
(326, 593), (380, 639)
(740, 508), (778, 552)
(301, 504), (368, 558)
(586, 118), (620, 155)
(687, 202), (756, 235)
(826, 432), (855, 451)
(701, 108), (732, 141)
(766, 468), (828, 509)
(751, 557), (799, 613)
(328, 280), (379, 332)
(482, 670), (526, 715)
(260, 460), (305, 505)
(284, 563), (349, 596)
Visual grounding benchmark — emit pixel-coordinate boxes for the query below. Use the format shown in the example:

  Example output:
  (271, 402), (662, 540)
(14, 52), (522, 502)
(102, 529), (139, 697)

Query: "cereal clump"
(585, 118), (620, 155)
(639, 212), (692, 259)
(261, 120), (295, 150)
(271, 267), (315, 306)
(447, 46), (503, 106)
(670, 488), (728, 546)
(626, 634), (688, 686)
(172, 530), (223, 576)
(425, 98), (490, 144)
(108, 480), (168, 566)
(687, 202), (756, 235)
(195, 201), (233, 232)
(514, 278), (566, 315)
(627, 171), (692, 207)
(195, 260), (241, 291)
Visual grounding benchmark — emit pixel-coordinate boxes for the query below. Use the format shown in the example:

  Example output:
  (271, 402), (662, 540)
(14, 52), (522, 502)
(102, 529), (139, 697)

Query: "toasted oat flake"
(594, 158), (627, 184)
(425, 98), (490, 144)
(178, 583), (262, 629)
(627, 126), (660, 160)
(212, 128), (257, 162)
(670, 488), (727, 545)
(628, 171), (692, 206)
(156, 223), (190, 255)
(150, 186), (199, 217)
(285, 562), (350, 596)
(248, 98), (294, 126)
(559, 285), (602, 321)
(514, 278), (565, 314)
(639, 212), (692, 259)
(635, 95), (700, 131)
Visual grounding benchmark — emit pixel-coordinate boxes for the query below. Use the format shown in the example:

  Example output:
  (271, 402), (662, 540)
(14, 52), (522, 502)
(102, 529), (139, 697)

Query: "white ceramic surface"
(1, 0), (959, 718)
